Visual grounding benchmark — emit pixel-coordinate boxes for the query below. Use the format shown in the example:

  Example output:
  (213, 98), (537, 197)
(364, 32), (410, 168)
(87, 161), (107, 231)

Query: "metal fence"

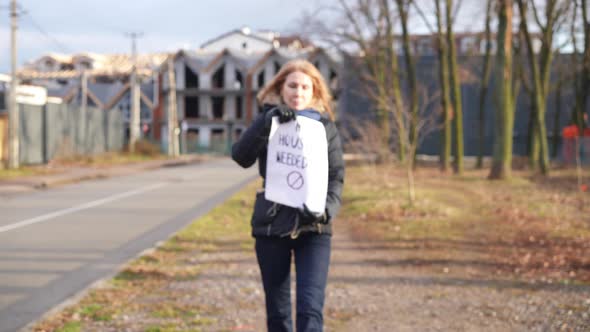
(7, 103), (125, 165)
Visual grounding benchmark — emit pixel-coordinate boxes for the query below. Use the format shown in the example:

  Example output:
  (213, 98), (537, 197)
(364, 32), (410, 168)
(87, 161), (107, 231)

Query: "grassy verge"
(0, 152), (170, 180)
(33, 163), (590, 331)
(0, 166), (55, 180)
(342, 163), (590, 284)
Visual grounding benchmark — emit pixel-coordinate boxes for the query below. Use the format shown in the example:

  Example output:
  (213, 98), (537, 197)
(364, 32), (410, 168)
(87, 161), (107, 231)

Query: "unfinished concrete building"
(160, 46), (341, 154)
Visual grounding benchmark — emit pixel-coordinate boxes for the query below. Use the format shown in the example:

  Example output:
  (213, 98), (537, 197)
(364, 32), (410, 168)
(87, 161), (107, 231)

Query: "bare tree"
(379, 0), (407, 161)
(571, 0), (590, 130)
(324, 0), (403, 159)
(391, 88), (440, 204)
(305, 0), (440, 204)
(414, 0), (462, 173)
(477, 0), (495, 169)
(433, 0), (454, 172)
(310, 0), (424, 164)
(446, 0), (465, 174)
(395, 0), (419, 150)
(516, 0), (572, 175)
(489, 0), (515, 179)
(341, 87), (439, 205)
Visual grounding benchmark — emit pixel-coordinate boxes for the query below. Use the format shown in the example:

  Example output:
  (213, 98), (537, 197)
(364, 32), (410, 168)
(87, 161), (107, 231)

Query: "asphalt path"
(0, 158), (257, 332)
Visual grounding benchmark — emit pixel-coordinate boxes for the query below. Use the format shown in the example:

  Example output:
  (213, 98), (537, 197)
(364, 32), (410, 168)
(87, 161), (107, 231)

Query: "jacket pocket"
(251, 191), (280, 227)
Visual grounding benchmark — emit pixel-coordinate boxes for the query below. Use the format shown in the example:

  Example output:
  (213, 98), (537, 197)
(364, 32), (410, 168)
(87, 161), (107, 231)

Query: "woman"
(231, 59), (344, 332)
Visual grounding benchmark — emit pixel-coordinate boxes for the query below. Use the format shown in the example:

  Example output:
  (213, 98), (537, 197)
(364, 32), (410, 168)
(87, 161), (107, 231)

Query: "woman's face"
(281, 71), (314, 110)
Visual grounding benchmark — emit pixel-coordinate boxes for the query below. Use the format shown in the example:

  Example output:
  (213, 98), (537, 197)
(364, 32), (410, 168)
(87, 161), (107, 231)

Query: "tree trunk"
(529, 111), (540, 169)
(435, 0), (452, 172)
(517, 0), (556, 175)
(489, 0), (514, 180)
(339, 0), (398, 161)
(407, 158), (416, 206)
(552, 76), (563, 158)
(573, 0), (590, 130)
(373, 48), (393, 160)
(477, 0), (494, 169)
(382, 0), (406, 162)
(396, 0), (419, 149)
(445, 0), (464, 174)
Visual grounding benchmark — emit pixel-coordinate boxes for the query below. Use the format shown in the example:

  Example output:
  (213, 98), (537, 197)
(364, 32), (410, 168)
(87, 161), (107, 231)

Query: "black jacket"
(231, 105), (345, 237)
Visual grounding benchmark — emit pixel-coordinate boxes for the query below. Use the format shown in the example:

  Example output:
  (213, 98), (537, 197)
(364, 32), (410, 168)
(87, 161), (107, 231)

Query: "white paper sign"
(265, 116), (328, 213)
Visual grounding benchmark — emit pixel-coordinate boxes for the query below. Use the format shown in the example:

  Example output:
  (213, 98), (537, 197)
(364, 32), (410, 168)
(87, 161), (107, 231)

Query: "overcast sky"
(0, 0), (330, 72)
(0, 0), (488, 73)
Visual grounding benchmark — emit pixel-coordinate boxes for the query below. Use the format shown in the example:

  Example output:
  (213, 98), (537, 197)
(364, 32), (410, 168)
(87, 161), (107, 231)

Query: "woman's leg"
(294, 233), (331, 332)
(255, 236), (294, 332)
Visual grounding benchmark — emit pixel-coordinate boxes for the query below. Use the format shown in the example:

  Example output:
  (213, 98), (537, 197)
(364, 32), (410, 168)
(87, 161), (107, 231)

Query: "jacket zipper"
(266, 202), (278, 236)
(290, 214), (301, 239)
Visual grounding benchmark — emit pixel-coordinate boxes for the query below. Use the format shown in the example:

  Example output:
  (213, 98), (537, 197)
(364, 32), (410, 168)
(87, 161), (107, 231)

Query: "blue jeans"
(255, 233), (332, 332)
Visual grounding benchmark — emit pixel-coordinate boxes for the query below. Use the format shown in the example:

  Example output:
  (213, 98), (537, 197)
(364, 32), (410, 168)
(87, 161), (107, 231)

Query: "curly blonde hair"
(257, 59), (334, 120)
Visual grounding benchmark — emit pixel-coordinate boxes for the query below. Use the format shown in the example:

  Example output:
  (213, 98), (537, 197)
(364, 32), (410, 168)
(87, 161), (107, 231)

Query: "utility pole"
(8, 0), (19, 169)
(125, 32), (143, 153)
(81, 70), (88, 154)
(166, 56), (179, 156)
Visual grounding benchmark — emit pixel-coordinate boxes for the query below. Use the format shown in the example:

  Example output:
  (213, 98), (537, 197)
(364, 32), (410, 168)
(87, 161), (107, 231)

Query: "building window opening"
(212, 64), (225, 89)
(257, 70), (265, 89)
(211, 128), (225, 151)
(186, 128), (200, 152)
(185, 96), (200, 118)
(80, 61), (92, 69)
(185, 65), (199, 88)
(274, 61), (281, 74)
(60, 63), (74, 71)
(329, 70), (338, 90)
(212, 96), (225, 119)
(329, 70), (337, 82)
(236, 96), (243, 119)
(187, 128), (199, 136)
(235, 70), (243, 89)
(234, 128), (243, 141)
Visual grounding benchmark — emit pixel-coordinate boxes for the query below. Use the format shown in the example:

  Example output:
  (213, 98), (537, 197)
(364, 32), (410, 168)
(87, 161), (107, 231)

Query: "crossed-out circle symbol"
(287, 171), (304, 190)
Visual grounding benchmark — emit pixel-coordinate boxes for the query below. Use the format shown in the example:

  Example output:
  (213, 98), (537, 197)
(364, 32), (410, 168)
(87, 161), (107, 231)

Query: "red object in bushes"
(562, 125), (579, 138)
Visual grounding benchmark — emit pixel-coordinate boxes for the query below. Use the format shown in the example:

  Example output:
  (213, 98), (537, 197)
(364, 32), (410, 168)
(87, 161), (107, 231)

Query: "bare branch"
(412, 0), (436, 33)
(529, 0), (546, 33)
(451, 0), (464, 26)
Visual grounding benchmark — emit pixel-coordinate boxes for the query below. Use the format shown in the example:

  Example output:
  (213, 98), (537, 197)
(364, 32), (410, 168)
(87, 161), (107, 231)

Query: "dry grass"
(343, 163), (590, 284)
(0, 152), (169, 180)
(32, 163), (590, 331)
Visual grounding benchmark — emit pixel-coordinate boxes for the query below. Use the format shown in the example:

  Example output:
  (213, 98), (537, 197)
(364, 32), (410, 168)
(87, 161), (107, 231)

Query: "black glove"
(298, 204), (328, 225)
(264, 105), (296, 129)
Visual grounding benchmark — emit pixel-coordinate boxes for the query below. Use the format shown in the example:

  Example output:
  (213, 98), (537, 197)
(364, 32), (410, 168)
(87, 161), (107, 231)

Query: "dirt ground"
(36, 223), (589, 332)
(188, 226), (590, 331)
(33, 164), (590, 332)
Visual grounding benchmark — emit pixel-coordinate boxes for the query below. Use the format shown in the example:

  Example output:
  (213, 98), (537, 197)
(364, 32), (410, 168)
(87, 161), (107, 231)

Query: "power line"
(17, 4), (73, 53)
(60, 0), (131, 34)
(125, 31), (144, 152)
